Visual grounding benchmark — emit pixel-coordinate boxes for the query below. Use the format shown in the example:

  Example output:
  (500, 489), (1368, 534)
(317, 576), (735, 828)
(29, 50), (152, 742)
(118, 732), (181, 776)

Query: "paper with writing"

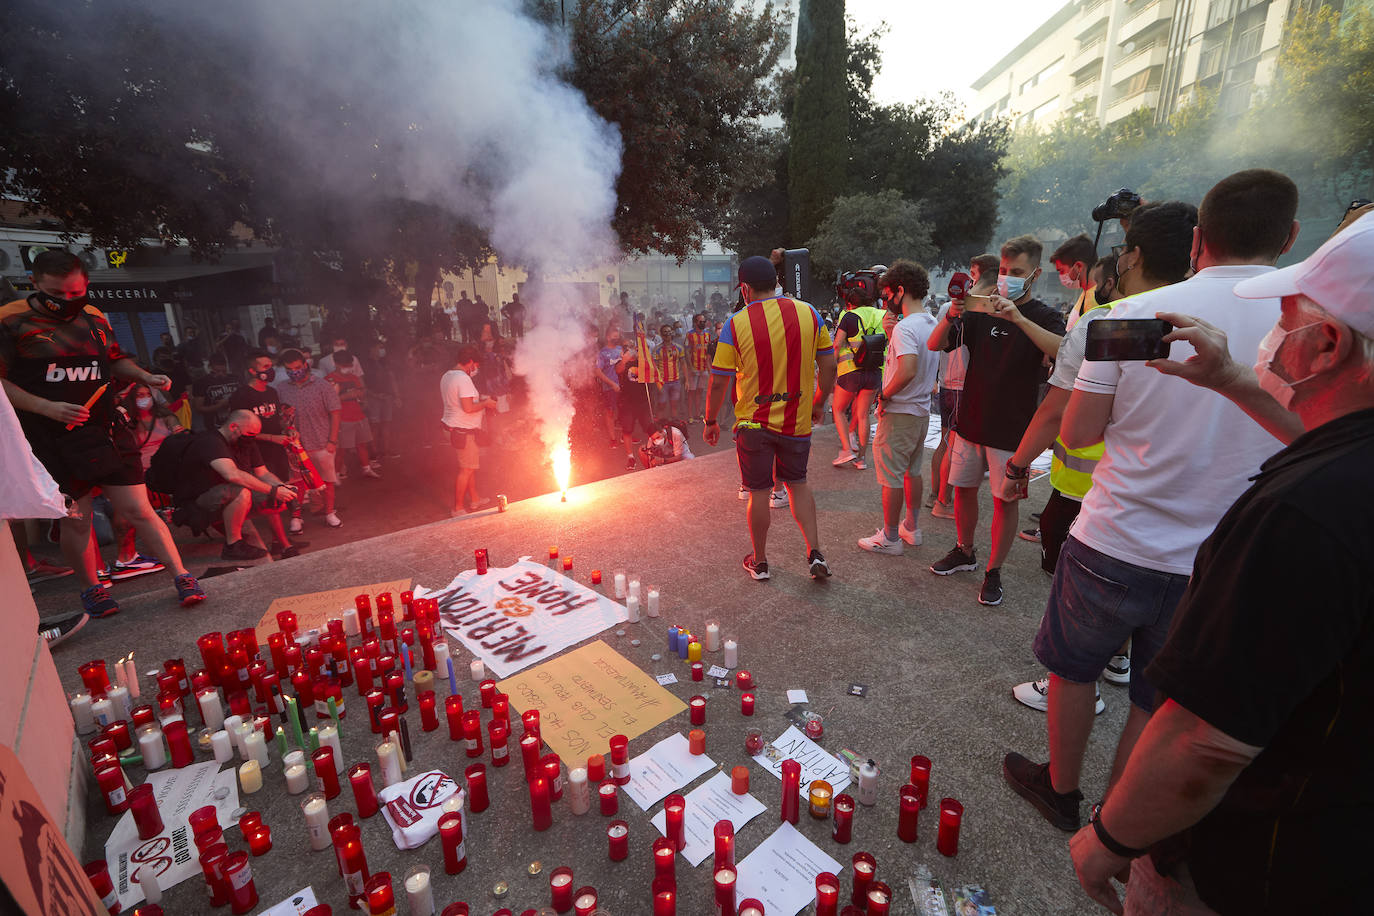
(735, 821), (844, 916)
(655, 673), (678, 686)
(649, 770), (766, 866)
(258, 886), (322, 915)
(753, 725), (851, 796)
(254, 579), (412, 645)
(623, 732), (716, 811)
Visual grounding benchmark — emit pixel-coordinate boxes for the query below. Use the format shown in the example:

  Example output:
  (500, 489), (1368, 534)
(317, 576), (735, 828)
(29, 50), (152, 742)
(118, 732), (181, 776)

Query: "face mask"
(1253, 321), (1323, 409)
(286, 366), (310, 382)
(34, 291), (88, 320)
(254, 369), (273, 382)
(266, 345), (278, 354)
(1059, 270), (1077, 289)
(997, 274), (1028, 299)
(135, 396), (154, 411)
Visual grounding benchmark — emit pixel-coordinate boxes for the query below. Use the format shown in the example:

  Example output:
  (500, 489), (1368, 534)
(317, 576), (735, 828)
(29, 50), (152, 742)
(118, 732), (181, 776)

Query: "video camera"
(1092, 188), (1143, 223)
(836, 267), (886, 309)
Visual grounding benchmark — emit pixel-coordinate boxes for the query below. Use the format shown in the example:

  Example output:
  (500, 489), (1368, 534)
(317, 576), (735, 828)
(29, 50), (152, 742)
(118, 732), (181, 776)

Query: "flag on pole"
(634, 312), (663, 385)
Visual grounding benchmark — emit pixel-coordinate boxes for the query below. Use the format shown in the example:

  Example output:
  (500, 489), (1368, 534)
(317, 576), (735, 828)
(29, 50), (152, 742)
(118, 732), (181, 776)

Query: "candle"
(165, 719), (194, 767)
(349, 762), (379, 817)
(224, 850), (258, 915)
(404, 865), (435, 916)
(677, 633), (690, 660)
(438, 811), (466, 874)
(809, 780), (833, 818)
(108, 684), (133, 720)
(598, 781), (618, 816)
(529, 776), (553, 831)
(652, 881), (676, 916)
(378, 740), (403, 786)
(343, 607), (360, 637)
(245, 730), (269, 769)
(664, 793), (686, 851)
(197, 688), (225, 732)
(521, 708), (541, 740)
(469, 659), (485, 681)
(591, 569), (602, 585)
(705, 621), (721, 652)
(132, 703), (156, 729)
(646, 588), (660, 617)
(713, 819), (736, 871)
(937, 797), (964, 857)
(303, 793), (330, 850)
(625, 595), (640, 622)
(652, 836), (676, 884)
(129, 783), (164, 839)
(735, 670), (753, 690)
(851, 853), (876, 906)
(285, 696), (306, 755)
(488, 719), (510, 767)
(313, 747), (341, 798)
(126, 655), (141, 698)
(691, 662), (704, 681)
(239, 760), (263, 794)
(689, 695), (706, 726)
(573, 887), (598, 916)
(91, 697), (114, 728)
(731, 765), (750, 795)
(466, 763), (489, 812)
(137, 863), (163, 904)
(723, 638), (739, 668)
(102, 720), (132, 751)
(562, 556), (574, 572)
(780, 759), (801, 824)
(909, 755), (932, 809)
(199, 845), (230, 908)
(462, 710), (484, 758)
(832, 793), (855, 843)
(203, 728), (229, 765)
(492, 692), (510, 725)
(609, 734), (630, 785)
(739, 899), (765, 916)
(568, 766), (591, 815)
(606, 819), (630, 860)
(520, 732), (542, 781)
(365, 872), (394, 916)
(897, 784), (920, 842)
(628, 578), (641, 601)
(248, 824), (273, 855)
(445, 657), (457, 695)
(549, 866), (574, 913)
(858, 759), (879, 806)
(319, 723), (343, 763)
(285, 762), (309, 794)
(94, 764), (128, 815)
(688, 729), (706, 756)
(613, 572), (626, 599)
(866, 882), (892, 916)
(419, 692), (438, 732)
(586, 754), (605, 783)
(138, 727), (167, 770)
(543, 754), (564, 801)
(745, 728), (763, 756)
(814, 872), (839, 916)
(70, 692), (96, 734)
(805, 716), (824, 740)
(714, 867), (737, 916)
(687, 641), (702, 662)
(741, 693), (755, 716)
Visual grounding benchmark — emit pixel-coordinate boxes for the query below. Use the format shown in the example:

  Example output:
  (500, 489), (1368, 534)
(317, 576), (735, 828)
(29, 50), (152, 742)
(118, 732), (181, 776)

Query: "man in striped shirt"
(705, 256), (838, 581)
(684, 313), (714, 421)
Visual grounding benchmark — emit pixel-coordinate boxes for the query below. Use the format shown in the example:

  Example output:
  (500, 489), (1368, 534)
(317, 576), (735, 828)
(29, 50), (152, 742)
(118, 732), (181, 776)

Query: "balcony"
(1119, 0), (1176, 43)
(1111, 43), (1168, 82)
(1072, 36), (1107, 74)
(1071, 78), (1103, 108)
(1078, 0), (1110, 32)
(1106, 87), (1161, 122)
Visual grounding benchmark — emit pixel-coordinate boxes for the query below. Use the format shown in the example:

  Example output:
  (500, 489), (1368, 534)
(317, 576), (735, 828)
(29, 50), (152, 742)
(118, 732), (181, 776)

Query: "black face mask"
(694, 320), (705, 329)
(33, 291), (88, 321)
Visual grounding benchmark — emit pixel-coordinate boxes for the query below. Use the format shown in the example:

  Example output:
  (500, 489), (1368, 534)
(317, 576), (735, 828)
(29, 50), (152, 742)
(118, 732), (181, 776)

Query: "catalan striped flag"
(634, 313), (663, 385)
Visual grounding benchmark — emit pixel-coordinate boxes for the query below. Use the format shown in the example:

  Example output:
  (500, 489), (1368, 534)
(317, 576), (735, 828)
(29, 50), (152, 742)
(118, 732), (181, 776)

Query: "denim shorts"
(735, 426), (810, 491)
(1033, 535), (1190, 710)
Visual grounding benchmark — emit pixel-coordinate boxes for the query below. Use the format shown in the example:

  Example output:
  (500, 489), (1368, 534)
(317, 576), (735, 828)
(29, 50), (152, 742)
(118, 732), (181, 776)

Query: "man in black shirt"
(214, 318), (250, 374)
(228, 349), (307, 542)
(190, 350), (240, 429)
(502, 292), (527, 338)
(1068, 213), (1374, 914)
(927, 235), (1065, 605)
(181, 409), (300, 560)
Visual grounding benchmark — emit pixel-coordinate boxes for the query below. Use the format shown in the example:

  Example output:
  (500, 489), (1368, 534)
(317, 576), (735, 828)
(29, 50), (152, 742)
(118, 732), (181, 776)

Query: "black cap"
(738, 256), (777, 291)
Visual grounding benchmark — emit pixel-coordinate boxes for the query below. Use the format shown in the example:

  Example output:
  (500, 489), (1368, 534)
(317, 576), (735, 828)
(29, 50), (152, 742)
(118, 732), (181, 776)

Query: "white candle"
(567, 766), (591, 815)
(343, 607), (360, 637)
(107, 685), (132, 720)
(70, 692), (95, 734)
(441, 794), (464, 815)
(136, 864), (162, 904)
(705, 622), (721, 652)
(723, 639), (738, 668)
(378, 741), (403, 786)
(222, 714), (243, 750)
(628, 578), (641, 601)
(389, 730), (408, 773)
(303, 794), (331, 850)
(318, 724), (343, 763)
(613, 573), (627, 599)
(645, 588), (660, 618)
(125, 655), (140, 699)
(469, 659), (485, 681)
(91, 697), (115, 728)
(740, 907), (763, 916)
(235, 723), (256, 761)
(625, 595), (640, 623)
(404, 867), (435, 916)
(138, 727), (167, 770)
(115, 657), (128, 690)
(238, 760), (263, 794)
(245, 730), (269, 768)
(209, 729), (232, 764)
(198, 690), (225, 732)
(576, 893), (597, 909)
(285, 763), (309, 794)
(433, 640), (450, 674)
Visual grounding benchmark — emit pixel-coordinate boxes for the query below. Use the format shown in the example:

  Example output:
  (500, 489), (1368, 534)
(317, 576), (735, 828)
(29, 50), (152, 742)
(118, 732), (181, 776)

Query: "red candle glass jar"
(598, 781), (618, 816)
(418, 692), (438, 732)
(851, 852), (876, 907)
(664, 794), (687, 851)
(438, 811), (467, 875)
(313, 746), (341, 799)
(689, 695), (706, 726)
(897, 784), (920, 843)
(487, 719), (510, 767)
(815, 871), (840, 916)
(714, 819), (735, 870)
(832, 793), (855, 844)
(937, 797), (963, 857)
(549, 865), (574, 913)
(866, 881), (893, 916)
(607, 820), (629, 861)
(223, 850), (258, 915)
(466, 763), (489, 812)
(909, 755), (931, 809)
(741, 693), (755, 716)
(349, 762), (379, 818)
(128, 784), (164, 839)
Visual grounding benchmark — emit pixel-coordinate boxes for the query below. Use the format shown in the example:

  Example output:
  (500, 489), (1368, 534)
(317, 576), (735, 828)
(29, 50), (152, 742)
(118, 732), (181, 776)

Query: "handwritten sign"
(498, 640), (686, 764)
(754, 725), (852, 797)
(254, 579), (412, 646)
(417, 559), (627, 678)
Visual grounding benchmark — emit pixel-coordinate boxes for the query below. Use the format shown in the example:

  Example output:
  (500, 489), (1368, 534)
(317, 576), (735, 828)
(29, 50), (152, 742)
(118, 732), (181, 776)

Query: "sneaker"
(110, 554), (165, 581)
(858, 528), (903, 556)
(1019, 527), (1042, 543)
(852, 455), (867, 471)
(80, 584), (120, 619)
(289, 515), (305, 534)
(325, 512), (343, 528)
(361, 466), (382, 479)
(1030, 511), (1042, 522)
(742, 554), (770, 581)
(369, 461), (383, 471)
(39, 612), (88, 649)
(1103, 654), (1131, 685)
(737, 485), (749, 501)
(930, 545), (977, 575)
(96, 566), (111, 582)
(222, 540), (269, 561)
(26, 559), (74, 583)
(768, 490), (789, 509)
(175, 573), (207, 607)
(831, 450), (856, 467)
(898, 519), (923, 547)
(270, 540), (306, 559)
(626, 456), (637, 471)
(930, 500), (955, 520)
(1012, 676), (1106, 714)
(978, 568), (1004, 606)
(848, 431), (860, 452)
(808, 549), (832, 579)
(1002, 752), (1083, 831)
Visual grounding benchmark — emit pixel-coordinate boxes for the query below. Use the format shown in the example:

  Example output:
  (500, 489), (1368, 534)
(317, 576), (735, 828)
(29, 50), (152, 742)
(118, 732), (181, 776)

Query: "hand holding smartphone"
(1084, 319), (1173, 361)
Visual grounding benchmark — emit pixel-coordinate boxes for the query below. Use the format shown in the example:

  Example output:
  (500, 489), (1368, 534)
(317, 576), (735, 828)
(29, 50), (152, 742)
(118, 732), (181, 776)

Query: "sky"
(846, 0), (1070, 110)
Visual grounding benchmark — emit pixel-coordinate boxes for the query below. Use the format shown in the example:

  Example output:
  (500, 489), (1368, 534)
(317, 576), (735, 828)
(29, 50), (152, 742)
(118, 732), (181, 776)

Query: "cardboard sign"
(254, 579), (412, 645)
(0, 744), (106, 915)
(418, 559), (627, 678)
(499, 640), (686, 764)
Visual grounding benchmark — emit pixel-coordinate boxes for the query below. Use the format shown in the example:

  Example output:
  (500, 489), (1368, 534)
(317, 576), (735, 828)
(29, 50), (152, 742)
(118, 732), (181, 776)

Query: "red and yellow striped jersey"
(685, 329), (713, 372)
(711, 296), (833, 438)
(655, 342), (683, 383)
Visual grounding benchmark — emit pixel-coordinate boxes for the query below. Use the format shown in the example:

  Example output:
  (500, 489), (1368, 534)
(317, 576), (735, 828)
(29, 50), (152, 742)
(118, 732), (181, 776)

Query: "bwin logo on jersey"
(46, 361), (102, 382)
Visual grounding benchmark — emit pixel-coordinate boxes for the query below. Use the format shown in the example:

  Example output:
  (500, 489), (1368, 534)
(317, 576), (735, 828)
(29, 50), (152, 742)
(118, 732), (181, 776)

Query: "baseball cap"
(738, 255), (778, 291)
(1234, 211), (1374, 338)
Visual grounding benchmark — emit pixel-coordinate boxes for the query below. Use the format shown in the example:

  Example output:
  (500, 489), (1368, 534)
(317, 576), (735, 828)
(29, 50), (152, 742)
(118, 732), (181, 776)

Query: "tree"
(788, 0), (850, 248)
(808, 189), (936, 277)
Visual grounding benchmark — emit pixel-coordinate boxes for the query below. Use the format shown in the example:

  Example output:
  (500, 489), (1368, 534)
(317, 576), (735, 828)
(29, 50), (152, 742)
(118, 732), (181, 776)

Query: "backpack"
(852, 306), (887, 371)
(145, 431), (195, 496)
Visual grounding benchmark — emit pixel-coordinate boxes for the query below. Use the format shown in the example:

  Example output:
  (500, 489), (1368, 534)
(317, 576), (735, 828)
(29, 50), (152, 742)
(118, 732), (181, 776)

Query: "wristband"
(704, 419), (718, 427)
(1005, 461), (1029, 480)
(1092, 814), (1147, 859)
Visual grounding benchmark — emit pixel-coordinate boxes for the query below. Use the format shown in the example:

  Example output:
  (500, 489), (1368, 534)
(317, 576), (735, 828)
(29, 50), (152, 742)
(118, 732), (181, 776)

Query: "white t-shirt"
(1070, 266), (1284, 574)
(1048, 304), (1113, 391)
(440, 369), (484, 430)
(882, 311), (939, 417)
(934, 302), (968, 390)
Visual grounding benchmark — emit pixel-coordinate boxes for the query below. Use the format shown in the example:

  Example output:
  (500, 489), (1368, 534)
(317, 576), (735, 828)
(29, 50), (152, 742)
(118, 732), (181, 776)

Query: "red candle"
(194, 825), (223, 853)
(652, 880), (676, 916)
(735, 670), (753, 690)
(479, 679), (497, 709)
(440, 906), (469, 916)
(224, 849), (258, 914)
(586, 754), (605, 783)
(420, 634), (437, 673)
(466, 763), (489, 812)
(487, 719), (510, 767)
(474, 548), (488, 575)
(714, 867), (737, 916)
(851, 853), (876, 907)
(741, 693), (755, 716)
(248, 825), (273, 855)
(590, 570), (603, 585)
(366, 690), (386, 734)
(832, 793), (855, 844)
(909, 755), (932, 809)
(542, 754), (564, 801)
(103, 720), (133, 751)
(780, 759), (801, 824)
(691, 662), (704, 681)
(664, 794), (686, 851)
(598, 781), (618, 816)
(438, 811), (467, 874)
(379, 709), (400, 743)
(419, 692), (438, 732)
(652, 836), (676, 884)
(937, 798), (963, 857)
(521, 709), (541, 739)
(165, 719), (194, 767)
(350, 649), (373, 697)
(688, 729), (706, 756)
(189, 805), (219, 836)
(607, 820), (629, 861)
(520, 732), (542, 780)
(491, 693), (510, 725)
(548, 545), (559, 560)
(897, 784), (920, 843)
(349, 763), (379, 818)
(313, 747), (341, 799)
(866, 881), (892, 916)
(549, 866), (574, 912)
(84, 860), (117, 912)
(128, 783), (163, 838)
(731, 766), (750, 795)
(463, 710), (484, 758)
(689, 695), (706, 726)
(573, 887), (598, 916)
(131, 703), (156, 729)
(739, 899), (765, 916)
(384, 671), (407, 713)
(562, 556), (574, 572)
(529, 777), (553, 831)
(364, 871), (393, 916)
(714, 819), (735, 870)
(445, 695), (464, 740)
(200, 844), (230, 907)
(609, 734), (630, 785)
(238, 810), (262, 842)
(353, 594), (371, 619)
(376, 591), (393, 618)
(815, 872), (839, 916)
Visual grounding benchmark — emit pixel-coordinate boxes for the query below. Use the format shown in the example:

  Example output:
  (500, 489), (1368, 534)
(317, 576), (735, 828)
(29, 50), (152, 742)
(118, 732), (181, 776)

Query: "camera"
(1092, 188), (1143, 223)
(836, 268), (884, 308)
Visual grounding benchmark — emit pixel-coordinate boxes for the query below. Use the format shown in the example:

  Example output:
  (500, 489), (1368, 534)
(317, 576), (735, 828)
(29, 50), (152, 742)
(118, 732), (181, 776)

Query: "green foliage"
(808, 189), (936, 277)
(788, 0), (851, 248)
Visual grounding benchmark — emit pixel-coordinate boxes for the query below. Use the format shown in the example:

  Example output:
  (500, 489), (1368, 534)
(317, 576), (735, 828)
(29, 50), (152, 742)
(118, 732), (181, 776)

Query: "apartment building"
(971, 0), (1341, 129)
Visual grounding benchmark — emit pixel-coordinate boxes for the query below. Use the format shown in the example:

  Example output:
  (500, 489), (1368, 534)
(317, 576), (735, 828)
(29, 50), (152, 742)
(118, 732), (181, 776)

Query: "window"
(1199, 41), (1225, 77)
(1233, 22), (1265, 61)
(1126, 70), (1152, 96)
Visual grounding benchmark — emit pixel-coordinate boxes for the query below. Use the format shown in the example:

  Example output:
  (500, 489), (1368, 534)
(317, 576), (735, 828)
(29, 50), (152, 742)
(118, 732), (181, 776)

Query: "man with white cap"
(1069, 210), (1374, 915)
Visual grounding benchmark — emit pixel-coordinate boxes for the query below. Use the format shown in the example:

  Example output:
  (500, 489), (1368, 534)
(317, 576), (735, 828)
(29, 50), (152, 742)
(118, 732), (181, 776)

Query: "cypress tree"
(788, 0), (850, 247)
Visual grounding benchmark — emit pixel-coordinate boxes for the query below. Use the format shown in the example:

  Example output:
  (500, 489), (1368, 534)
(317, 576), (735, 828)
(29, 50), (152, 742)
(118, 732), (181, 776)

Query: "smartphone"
(1084, 318), (1172, 361)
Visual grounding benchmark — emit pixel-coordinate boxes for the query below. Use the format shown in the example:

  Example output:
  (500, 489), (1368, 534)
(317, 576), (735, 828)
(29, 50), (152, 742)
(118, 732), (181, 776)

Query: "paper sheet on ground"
(736, 821), (844, 916)
(754, 725), (852, 797)
(105, 762), (237, 910)
(623, 732), (717, 811)
(258, 886), (321, 915)
(418, 558), (627, 678)
(786, 689), (808, 704)
(650, 771), (766, 866)
(499, 640), (685, 764)
(254, 579), (412, 645)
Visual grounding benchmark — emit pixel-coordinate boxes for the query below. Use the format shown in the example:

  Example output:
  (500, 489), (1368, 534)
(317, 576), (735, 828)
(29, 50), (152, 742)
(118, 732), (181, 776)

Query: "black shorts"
(27, 423), (145, 500)
(1038, 489), (1083, 575)
(937, 387), (960, 432)
(619, 397), (654, 437)
(735, 425), (810, 491)
(836, 369), (881, 393)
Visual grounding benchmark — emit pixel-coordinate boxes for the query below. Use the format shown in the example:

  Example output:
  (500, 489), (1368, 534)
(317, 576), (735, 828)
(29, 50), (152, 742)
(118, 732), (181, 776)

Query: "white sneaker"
(289, 516), (304, 534)
(768, 489), (788, 509)
(852, 455), (867, 471)
(858, 528), (904, 555)
(362, 466), (382, 479)
(1012, 676), (1105, 714)
(737, 485), (749, 501)
(832, 450), (856, 467)
(899, 520), (923, 546)
(849, 432), (860, 452)
(1103, 655), (1131, 685)
(324, 512), (343, 528)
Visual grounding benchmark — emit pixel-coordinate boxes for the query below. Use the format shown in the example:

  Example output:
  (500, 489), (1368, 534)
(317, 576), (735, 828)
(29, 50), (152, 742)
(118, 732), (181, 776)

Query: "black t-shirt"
(228, 383), (284, 435)
(951, 301), (1064, 450)
(1145, 408), (1374, 914)
(181, 429), (264, 501)
(191, 373), (241, 427)
(617, 355), (650, 409)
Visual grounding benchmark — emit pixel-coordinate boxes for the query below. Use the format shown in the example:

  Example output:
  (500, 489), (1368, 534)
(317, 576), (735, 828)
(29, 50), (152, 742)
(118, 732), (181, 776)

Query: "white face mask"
(1058, 270), (1077, 289)
(135, 396), (154, 411)
(1253, 320), (1323, 409)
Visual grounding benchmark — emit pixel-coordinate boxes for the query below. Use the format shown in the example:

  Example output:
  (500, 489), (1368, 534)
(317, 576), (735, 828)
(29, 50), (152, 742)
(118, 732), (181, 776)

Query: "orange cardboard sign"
(254, 579), (412, 645)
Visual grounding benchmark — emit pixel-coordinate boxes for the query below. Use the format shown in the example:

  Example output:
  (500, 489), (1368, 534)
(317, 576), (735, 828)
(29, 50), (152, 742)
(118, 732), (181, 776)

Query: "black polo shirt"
(1146, 407), (1374, 913)
(949, 300), (1064, 450)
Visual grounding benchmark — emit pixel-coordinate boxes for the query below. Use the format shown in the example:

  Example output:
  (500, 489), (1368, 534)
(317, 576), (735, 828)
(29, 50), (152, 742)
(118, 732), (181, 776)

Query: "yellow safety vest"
(1049, 303), (1112, 499)
(836, 306), (886, 376)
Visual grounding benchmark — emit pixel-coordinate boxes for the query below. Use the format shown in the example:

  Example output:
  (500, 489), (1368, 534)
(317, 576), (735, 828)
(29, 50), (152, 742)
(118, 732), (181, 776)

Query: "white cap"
(1234, 211), (1374, 338)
